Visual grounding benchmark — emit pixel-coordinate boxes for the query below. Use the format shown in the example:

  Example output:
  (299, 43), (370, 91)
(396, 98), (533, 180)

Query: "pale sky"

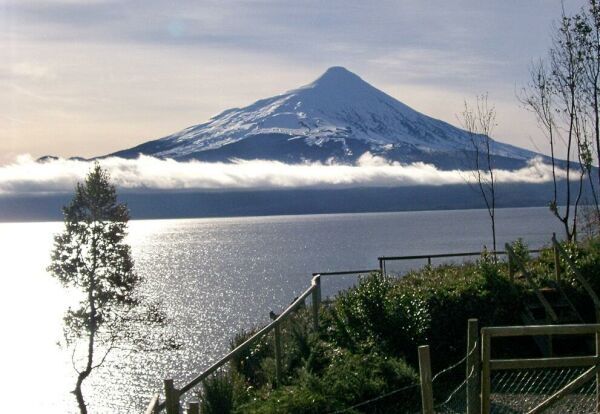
(0, 0), (587, 165)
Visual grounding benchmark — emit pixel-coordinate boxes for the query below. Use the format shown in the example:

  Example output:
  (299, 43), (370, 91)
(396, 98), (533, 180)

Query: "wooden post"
(427, 256), (432, 266)
(164, 378), (180, 414)
(154, 396), (161, 414)
(553, 233), (561, 283)
(467, 319), (481, 414)
(481, 330), (491, 414)
(379, 258), (383, 275)
(595, 331), (600, 413)
(274, 322), (282, 387)
(418, 345), (434, 414)
(187, 401), (200, 414)
(312, 276), (321, 331)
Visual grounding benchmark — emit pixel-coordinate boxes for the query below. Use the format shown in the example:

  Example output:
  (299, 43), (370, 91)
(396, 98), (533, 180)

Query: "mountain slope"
(110, 67), (541, 169)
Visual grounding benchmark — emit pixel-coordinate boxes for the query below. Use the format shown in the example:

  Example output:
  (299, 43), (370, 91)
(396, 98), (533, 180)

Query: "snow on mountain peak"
(110, 67), (539, 167)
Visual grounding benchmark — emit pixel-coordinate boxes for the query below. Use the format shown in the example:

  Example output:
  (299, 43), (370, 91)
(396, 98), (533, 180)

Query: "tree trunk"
(74, 371), (90, 414)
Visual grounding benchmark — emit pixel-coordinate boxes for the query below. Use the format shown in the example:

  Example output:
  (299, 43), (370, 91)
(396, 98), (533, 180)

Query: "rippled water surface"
(0, 208), (563, 413)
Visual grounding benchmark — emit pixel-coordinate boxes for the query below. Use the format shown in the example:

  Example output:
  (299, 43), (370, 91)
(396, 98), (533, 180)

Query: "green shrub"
(229, 328), (273, 387)
(235, 351), (419, 414)
(200, 371), (235, 414)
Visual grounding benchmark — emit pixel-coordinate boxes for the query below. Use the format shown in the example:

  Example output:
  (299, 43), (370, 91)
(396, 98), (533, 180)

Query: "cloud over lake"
(0, 153), (565, 195)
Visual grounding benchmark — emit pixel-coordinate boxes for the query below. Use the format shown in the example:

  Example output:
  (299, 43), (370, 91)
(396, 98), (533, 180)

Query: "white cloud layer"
(0, 154), (565, 195)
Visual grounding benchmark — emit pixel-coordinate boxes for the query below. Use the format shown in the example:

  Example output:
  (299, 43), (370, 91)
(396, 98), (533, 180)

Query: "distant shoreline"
(0, 182), (579, 223)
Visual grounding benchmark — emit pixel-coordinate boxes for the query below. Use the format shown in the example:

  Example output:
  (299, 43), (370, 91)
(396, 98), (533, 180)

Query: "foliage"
(48, 163), (165, 414)
(200, 371), (235, 414)
(229, 327), (274, 388)
(235, 351), (419, 414)
(227, 238), (600, 413)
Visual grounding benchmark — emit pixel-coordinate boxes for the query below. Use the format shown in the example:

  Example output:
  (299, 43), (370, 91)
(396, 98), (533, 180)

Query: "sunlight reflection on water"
(0, 208), (563, 412)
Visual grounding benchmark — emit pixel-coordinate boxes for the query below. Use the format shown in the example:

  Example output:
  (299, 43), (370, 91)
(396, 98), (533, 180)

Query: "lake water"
(0, 207), (563, 413)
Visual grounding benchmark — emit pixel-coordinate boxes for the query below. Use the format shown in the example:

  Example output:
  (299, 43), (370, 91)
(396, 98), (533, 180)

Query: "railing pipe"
(378, 249), (542, 263)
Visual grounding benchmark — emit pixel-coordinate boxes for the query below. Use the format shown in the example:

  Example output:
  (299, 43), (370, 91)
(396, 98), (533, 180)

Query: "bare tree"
(521, 10), (591, 241)
(460, 94), (498, 253)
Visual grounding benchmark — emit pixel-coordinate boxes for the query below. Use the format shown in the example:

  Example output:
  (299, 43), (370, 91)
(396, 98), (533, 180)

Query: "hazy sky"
(1, 0), (587, 165)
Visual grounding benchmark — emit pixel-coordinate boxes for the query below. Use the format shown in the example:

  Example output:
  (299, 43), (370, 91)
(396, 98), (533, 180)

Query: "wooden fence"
(480, 323), (600, 414)
(144, 247), (546, 413)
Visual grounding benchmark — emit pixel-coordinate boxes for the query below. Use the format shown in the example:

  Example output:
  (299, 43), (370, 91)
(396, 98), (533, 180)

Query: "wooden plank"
(596, 331), (600, 413)
(527, 364), (600, 414)
(490, 356), (598, 370)
(481, 331), (491, 414)
(312, 275), (320, 331)
(143, 394), (160, 414)
(467, 319), (481, 414)
(483, 324), (600, 338)
(187, 401), (200, 414)
(418, 345), (434, 414)
(164, 379), (179, 414)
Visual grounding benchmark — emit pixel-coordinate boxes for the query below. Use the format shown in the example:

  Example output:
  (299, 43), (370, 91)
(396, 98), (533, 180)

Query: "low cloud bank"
(0, 153), (564, 195)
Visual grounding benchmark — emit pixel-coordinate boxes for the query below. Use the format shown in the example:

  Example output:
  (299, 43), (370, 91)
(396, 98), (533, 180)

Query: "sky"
(0, 0), (588, 166)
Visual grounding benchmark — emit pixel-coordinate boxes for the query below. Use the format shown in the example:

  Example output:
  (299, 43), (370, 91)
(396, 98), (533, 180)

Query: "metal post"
(418, 345), (434, 414)
(187, 401), (200, 414)
(274, 322), (282, 387)
(467, 319), (481, 414)
(312, 276), (321, 331)
(481, 330), (491, 414)
(553, 233), (561, 283)
(164, 378), (180, 414)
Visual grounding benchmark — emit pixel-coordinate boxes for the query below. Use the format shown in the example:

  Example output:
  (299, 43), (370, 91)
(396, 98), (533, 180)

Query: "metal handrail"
(378, 248), (543, 275)
(378, 249), (542, 262)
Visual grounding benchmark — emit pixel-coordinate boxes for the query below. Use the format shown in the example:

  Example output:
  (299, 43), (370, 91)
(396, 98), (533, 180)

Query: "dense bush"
(224, 238), (600, 412)
(200, 371), (235, 414)
(234, 350), (419, 414)
(328, 260), (525, 368)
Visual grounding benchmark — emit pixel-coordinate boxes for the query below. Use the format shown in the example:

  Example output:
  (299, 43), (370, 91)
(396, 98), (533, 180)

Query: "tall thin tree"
(461, 94), (497, 253)
(48, 163), (166, 413)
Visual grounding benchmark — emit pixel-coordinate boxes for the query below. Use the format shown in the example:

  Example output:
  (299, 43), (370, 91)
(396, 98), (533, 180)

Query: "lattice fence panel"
(489, 367), (596, 413)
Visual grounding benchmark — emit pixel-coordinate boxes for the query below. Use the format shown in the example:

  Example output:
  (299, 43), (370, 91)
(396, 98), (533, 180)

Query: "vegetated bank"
(195, 238), (600, 414)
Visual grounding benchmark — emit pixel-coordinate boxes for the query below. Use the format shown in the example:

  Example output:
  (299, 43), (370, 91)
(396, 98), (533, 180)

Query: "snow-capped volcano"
(110, 66), (540, 169)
